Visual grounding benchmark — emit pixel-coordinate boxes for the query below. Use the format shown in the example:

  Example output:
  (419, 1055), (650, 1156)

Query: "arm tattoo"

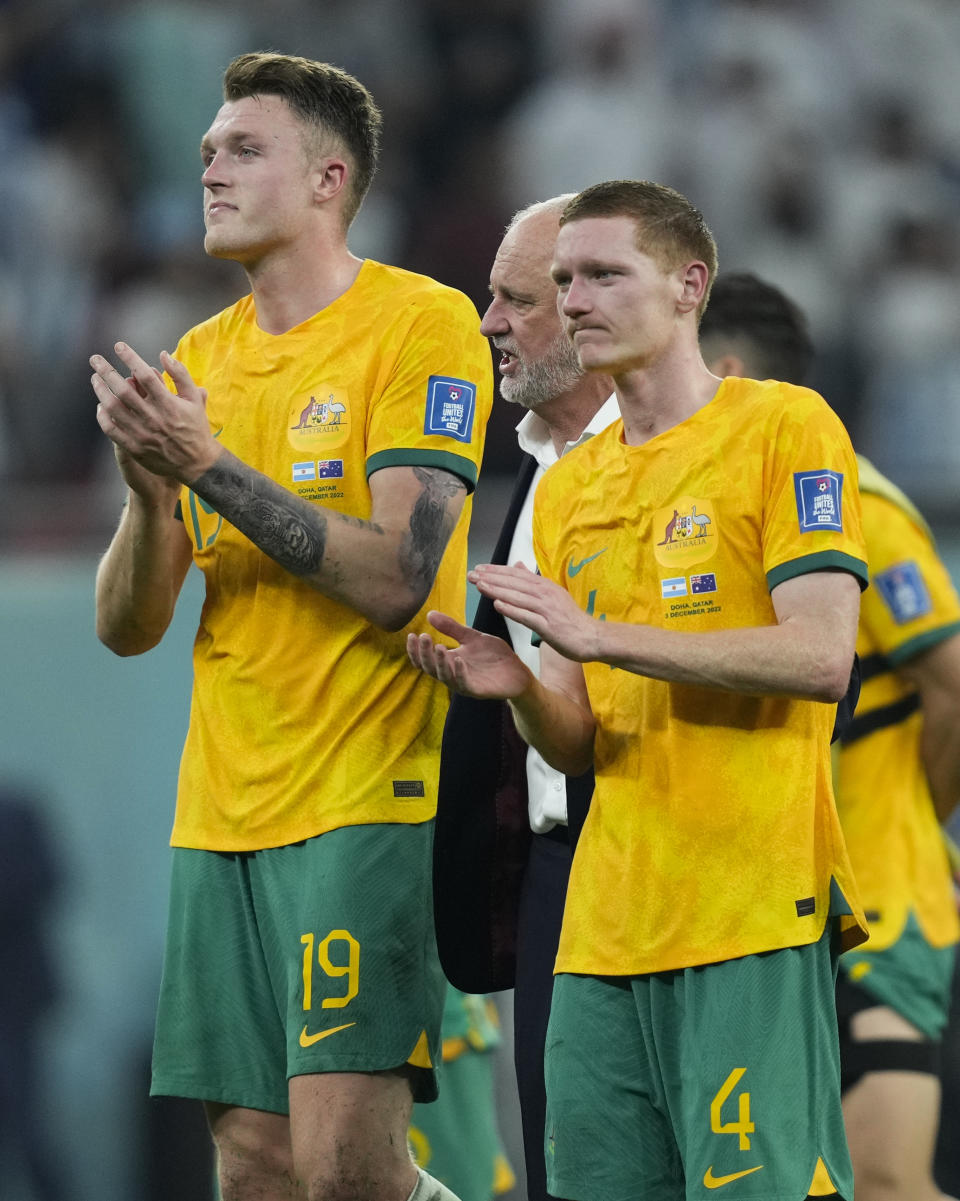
(190, 454), (332, 576)
(402, 466), (466, 594)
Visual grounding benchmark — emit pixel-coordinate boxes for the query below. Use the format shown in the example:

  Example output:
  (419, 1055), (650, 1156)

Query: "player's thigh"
(257, 821), (447, 1104)
(842, 1054), (943, 1183)
(841, 1001), (944, 1188)
(664, 929), (853, 1201)
(545, 972), (684, 1201)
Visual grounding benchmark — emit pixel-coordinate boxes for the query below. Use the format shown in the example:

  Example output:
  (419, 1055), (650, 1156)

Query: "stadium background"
(1, 1), (959, 1197)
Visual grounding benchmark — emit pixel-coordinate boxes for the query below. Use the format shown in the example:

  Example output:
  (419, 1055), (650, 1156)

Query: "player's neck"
(615, 349), (720, 446)
(247, 240), (364, 335)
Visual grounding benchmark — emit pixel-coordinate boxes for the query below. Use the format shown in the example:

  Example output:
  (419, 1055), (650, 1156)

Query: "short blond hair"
(561, 180), (718, 318)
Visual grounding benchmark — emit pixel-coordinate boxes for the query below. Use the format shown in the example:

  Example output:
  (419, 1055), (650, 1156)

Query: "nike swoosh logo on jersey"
(703, 1165), (764, 1189)
(568, 548), (607, 576)
(299, 1022), (356, 1047)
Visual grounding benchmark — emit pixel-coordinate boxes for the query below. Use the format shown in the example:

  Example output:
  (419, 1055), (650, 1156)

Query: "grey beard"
(500, 335), (584, 410)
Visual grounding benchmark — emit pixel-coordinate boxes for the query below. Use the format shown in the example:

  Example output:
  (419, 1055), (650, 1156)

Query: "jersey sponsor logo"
(293, 460), (316, 482)
(424, 375), (477, 443)
(703, 1165), (764, 1189)
(288, 388), (351, 452)
(568, 548), (607, 577)
(661, 576), (688, 598)
(299, 1021), (356, 1047)
(690, 573), (717, 594)
(793, 470), (843, 532)
(874, 560), (932, 624)
(653, 497), (718, 569)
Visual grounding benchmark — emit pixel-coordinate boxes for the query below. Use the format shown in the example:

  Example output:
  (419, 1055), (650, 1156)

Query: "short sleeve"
(859, 495), (960, 666)
(364, 289), (493, 492)
(761, 389), (868, 592)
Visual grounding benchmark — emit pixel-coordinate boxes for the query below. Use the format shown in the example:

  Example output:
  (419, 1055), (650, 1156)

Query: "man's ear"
(705, 351), (748, 379)
(312, 156), (349, 205)
(676, 261), (710, 315)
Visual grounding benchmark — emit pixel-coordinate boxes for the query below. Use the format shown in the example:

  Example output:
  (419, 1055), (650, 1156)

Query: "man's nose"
(479, 298), (509, 338)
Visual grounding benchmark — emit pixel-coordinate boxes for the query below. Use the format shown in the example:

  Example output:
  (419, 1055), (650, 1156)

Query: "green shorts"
(151, 822), (445, 1112)
(545, 926), (852, 1201)
(838, 911), (957, 1040)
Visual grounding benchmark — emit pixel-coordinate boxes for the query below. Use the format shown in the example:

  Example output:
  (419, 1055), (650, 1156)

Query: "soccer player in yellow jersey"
(699, 272), (960, 1201)
(409, 181), (868, 1201)
(90, 53), (492, 1201)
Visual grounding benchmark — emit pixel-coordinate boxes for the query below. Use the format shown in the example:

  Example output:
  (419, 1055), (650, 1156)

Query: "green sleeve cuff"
(766, 550), (869, 593)
(886, 621), (960, 667)
(365, 448), (478, 493)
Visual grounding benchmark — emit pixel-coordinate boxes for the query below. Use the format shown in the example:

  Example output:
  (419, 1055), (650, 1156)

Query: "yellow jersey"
(170, 260), (493, 850)
(835, 455), (960, 950)
(533, 377), (869, 975)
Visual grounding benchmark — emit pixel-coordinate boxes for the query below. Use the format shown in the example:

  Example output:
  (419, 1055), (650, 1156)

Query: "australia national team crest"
(288, 387), (350, 452)
(424, 375), (477, 443)
(793, 470), (843, 532)
(653, 496), (718, 569)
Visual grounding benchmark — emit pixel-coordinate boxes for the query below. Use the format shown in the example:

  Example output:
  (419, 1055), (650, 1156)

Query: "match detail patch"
(874, 560), (932, 624)
(424, 376), (476, 443)
(793, 471), (843, 532)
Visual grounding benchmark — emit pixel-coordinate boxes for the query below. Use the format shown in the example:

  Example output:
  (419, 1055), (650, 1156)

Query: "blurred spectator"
(0, 783), (69, 1200)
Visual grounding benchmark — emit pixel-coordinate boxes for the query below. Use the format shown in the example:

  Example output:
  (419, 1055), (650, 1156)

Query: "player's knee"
(299, 1163), (425, 1201)
(211, 1113), (296, 1199)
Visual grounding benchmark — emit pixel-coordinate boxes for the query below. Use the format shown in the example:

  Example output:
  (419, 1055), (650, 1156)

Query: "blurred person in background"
(409, 989), (515, 1201)
(0, 783), (69, 1201)
(700, 270), (960, 1201)
(434, 194), (616, 1201)
(90, 50), (492, 1201)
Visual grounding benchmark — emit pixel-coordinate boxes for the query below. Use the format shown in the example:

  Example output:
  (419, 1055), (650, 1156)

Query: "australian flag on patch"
(793, 470), (843, 532)
(317, 460), (344, 478)
(424, 375), (476, 443)
(690, 573), (717, 594)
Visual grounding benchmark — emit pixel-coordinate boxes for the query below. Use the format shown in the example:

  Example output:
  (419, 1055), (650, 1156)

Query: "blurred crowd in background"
(2, 0), (960, 552)
(2, 3), (960, 1198)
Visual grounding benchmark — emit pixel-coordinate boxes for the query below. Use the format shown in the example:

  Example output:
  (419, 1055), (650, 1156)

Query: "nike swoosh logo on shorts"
(703, 1165), (764, 1189)
(568, 548), (607, 576)
(299, 1022), (355, 1047)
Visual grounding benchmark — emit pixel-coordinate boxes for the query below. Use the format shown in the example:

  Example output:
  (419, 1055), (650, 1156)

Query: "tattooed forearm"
(190, 453), (331, 577)
(402, 467), (467, 592)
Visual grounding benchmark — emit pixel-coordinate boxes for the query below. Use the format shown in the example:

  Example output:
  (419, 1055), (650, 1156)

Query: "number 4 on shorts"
(710, 1068), (755, 1150)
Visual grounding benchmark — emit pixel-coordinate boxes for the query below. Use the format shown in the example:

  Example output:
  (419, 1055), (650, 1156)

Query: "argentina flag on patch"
(424, 375), (476, 443)
(874, 561), (932, 624)
(794, 470), (843, 532)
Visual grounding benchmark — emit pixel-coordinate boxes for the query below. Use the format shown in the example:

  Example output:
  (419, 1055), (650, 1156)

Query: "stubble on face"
(497, 331), (583, 411)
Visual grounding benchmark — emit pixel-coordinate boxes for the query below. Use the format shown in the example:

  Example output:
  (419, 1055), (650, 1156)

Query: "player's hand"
(92, 342), (220, 484)
(468, 562), (601, 663)
(407, 610), (533, 699)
